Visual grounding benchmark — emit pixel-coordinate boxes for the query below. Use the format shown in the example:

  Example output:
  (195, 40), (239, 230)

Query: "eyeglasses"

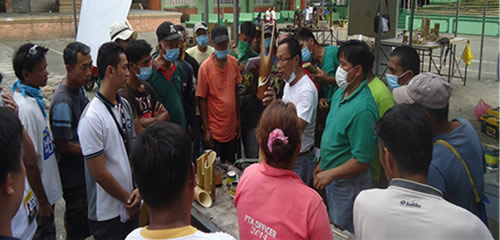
(276, 55), (295, 65)
(27, 45), (38, 57)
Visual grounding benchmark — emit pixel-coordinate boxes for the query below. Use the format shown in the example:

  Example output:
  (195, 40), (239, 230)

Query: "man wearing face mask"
(196, 26), (241, 164)
(147, 22), (187, 130)
(119, 39), (169, 134)
(295, 27), (339, 108)
(187, 22), (214, 65)
(313, 40), (379, 233)
(229, 21), (258, 65)
(386, 46), (420, 91)
(277, 37), (318, 186)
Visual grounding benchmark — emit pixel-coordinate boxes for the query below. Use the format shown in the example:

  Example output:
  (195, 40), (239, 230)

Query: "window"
(213, 0), (235, 5)
(254, 0), (272, 4)
(164, 0), (196, 7)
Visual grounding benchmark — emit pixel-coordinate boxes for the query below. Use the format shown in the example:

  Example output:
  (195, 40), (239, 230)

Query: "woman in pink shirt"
(235, 100), (333, 240)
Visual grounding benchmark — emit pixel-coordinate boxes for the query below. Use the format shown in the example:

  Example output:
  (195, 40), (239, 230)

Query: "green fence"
(398, 11), (500, 36)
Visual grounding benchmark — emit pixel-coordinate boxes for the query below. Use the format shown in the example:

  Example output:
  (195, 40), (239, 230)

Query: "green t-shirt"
(368, 77), (396, 117)
(319, 45), (339, 104)
(320, 80), (379, 170)
(367, 76), (396, 181)
(148, 59), (187, 129)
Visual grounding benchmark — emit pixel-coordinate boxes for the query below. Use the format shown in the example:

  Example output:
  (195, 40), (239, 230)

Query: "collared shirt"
(78, 92), (135, 221)
(126, 225), (235, 240)
(319, 45), (339, 103)
(320, 80), (379, 170)
(354, 178), (493, 240)
(148, 58), (187, 129)
(235, 161), (333, 240)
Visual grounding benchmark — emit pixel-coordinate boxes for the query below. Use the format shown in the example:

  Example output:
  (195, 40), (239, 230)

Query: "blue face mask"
(136, 66), (152, 81)
(284, 72), (296, 84)
(301, 47), (312, 62)
(264, 38), (272, 49)
(164, 48), (179, 62)
(215, 49), (228, 59)
(385, 73), (400, 91)
(385, 71), (409, 91)
(196, 35), (209, 47)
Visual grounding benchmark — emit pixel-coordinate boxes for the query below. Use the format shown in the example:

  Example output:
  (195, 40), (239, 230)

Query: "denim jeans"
(326, 169), (371, 233)
(292, 148), (318, 187)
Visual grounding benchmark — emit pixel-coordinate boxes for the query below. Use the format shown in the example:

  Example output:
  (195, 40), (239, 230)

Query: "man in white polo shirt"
(78, 42), (141, 240)
(353, 104), (492, 240)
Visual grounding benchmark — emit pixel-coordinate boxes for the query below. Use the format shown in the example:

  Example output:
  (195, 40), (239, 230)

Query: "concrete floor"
(0, 28), (497, 239)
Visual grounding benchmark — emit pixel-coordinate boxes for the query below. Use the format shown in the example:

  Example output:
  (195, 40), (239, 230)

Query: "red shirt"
(235, 161), (333, 240)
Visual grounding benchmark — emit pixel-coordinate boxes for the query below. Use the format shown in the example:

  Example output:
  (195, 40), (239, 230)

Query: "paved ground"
(0, 28), (497, 239)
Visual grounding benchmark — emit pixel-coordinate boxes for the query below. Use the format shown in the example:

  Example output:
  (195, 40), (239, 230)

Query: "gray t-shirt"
(49, 83), (89, 189)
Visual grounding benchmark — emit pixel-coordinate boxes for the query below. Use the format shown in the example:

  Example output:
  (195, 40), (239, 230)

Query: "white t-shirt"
(12, 179), (37, 240)
(78, 94), (135, 221)
(14, 92), (62, 205)
(186, 45), (214, 65)
(126, 226), (235, 240)
(265, 10), (271, 21)
(354, 178), (493, 240)
(271, 10), (276, 20)
(282, 74), (318, 153)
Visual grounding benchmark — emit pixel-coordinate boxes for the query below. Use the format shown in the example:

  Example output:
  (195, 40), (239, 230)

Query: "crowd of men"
(0, 18), (494, 240)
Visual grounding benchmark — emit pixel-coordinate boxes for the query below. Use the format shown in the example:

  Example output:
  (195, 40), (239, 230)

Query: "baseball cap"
(393, 72), (453, 109)
(156, 21), (182, 42)
(110, 21), (137, 42)
(194, 22), (208, 33)
(211, 26), (229, 45)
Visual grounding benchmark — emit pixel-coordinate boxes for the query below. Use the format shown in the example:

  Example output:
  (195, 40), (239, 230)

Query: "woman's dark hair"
(256, 100), (301, 165)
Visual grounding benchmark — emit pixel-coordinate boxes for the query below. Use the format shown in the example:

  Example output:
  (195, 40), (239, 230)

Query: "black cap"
(156, 21), (181, 42)
(211, 26), (229, 45)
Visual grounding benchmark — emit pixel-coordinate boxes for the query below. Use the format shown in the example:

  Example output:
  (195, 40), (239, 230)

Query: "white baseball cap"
(110, 21), (137, 42)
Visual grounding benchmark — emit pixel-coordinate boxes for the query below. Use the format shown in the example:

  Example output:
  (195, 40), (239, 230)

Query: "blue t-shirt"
(49, 84), (89, 189)
(427, 118), (487, 221)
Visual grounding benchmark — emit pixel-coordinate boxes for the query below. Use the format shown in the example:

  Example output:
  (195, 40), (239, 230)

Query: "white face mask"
(335, 66), (353, 91)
